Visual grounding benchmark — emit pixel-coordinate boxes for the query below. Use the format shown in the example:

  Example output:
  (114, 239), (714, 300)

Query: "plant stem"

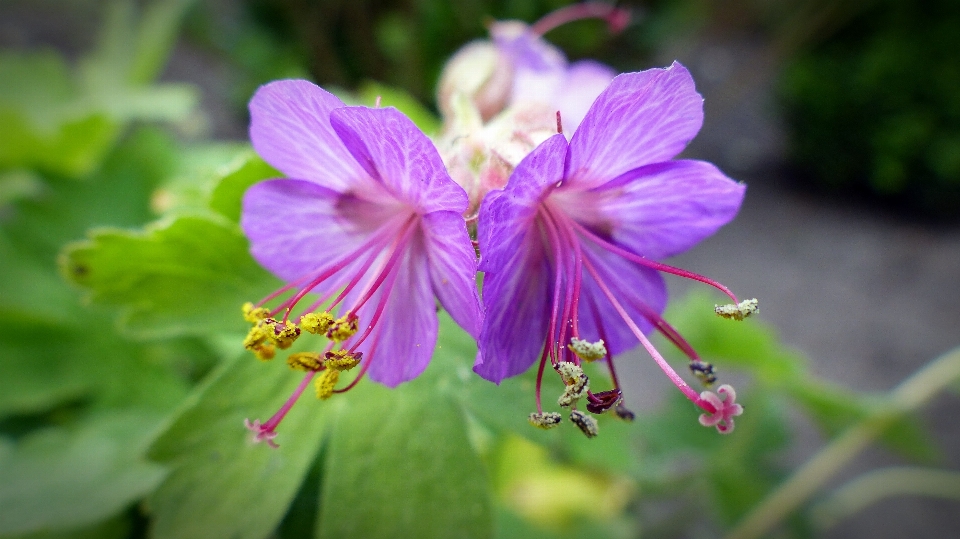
(723, 346), (960, 539)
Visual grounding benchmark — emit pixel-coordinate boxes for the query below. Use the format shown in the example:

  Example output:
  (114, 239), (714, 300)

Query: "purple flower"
(239, 80), (481, 446)
(475, 62), (749, 435)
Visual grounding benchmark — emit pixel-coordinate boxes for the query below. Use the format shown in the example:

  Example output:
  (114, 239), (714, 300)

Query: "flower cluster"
(240, 4), (755, 446)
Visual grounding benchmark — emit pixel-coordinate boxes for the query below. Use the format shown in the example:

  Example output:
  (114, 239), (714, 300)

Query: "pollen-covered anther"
(252, 344), (276, 361)
(568, 337), (607, 362)
(323, 350), (362, 371)
(265, 319), (301, 349)
(242, 302), (271, 324)
(243, 325), (269, 350)
(314, 369), (340, 400)
(300, 311), (335, 335)
(528, 411), (563, 429)
(569, 410), (599, 438)
(689, 359), (717, 387)
(614, 404), (635, 422)
(715, 298), (759, 321)
(286, 352), (323, 372)
(326, 313), (359, 342)
(556, 362), (589, 407)
(586, 388), (622, 414)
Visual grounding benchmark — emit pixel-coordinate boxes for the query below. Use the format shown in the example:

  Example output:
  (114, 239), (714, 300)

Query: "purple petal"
(566, 62), (704, 187)
(575, 241), (667, 357)
(474, 134), (569, 382)
(248, 80), (367, 192)
(490, 21), (568, 104)
(241, 179), (403, 286)
(477, 133), (568, 272)
(329, 106), (468, 214)
(421, 211), (482, 338)
(352, 241), (438, 387)
(474, 235), (552, 383)
(554, 160), (745, 259)
(555, 60), (616, 134)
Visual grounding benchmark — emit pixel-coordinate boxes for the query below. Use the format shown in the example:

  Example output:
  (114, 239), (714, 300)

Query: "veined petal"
(421, 211), (482, 338)
(478, 133), (568, 272)
(555, 60), (616, 134)
(474, 231), (552, 383)
(576, 241), (667, 357)
(249, 80), (367, 192)
(329, 106), (468, 214)
(241, 179), (400, 285)
(566, 62), (704, 187)
(555, 160), (745, 259)
(352, 239), (438, 387)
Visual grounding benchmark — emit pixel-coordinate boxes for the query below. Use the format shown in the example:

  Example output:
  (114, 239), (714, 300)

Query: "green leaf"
(146, 355), (328, 539)
(60, 215), (278, 338)
(877, 414), (942, 464)
(316, 368), (492, 539)
(0, 413), (167, 536)
(5, 515), (129, 539)
(208, 152), (279, 223)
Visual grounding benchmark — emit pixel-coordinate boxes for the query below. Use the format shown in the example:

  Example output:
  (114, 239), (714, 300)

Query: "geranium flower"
(239, 80), (481, 447)
(475, 62), (752, 436)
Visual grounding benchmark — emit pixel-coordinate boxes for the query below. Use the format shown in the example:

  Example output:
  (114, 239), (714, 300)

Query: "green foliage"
(0, 413), (167, 536)
(779, 0), (960, 218)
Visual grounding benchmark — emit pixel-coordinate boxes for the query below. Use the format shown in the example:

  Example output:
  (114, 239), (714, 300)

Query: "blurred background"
(1, 1), (959, 538)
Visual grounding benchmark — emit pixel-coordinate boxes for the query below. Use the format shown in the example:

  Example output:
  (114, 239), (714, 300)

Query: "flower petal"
(329, 106), (468, 214)
(248, 80), (367, 191)
(421, 211), (482, 338)
(490, 21), (567, 104)
(555, 160), (745, 259)
(478, 133), (568, 272)
(555, 60), (616, 134)
(241, 179), (401, 286)
(566, 62), (704, 187)
(575, 241), (667, 357)
(474, 133), (569, 382)
(474, 235), (552, 383)
(352, 240), (438, 387)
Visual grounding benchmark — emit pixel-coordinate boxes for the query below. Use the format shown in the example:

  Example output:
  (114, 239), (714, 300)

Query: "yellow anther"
(287, 352), (323, 372)
(715, 298), (759, 321)
(259, 318), (301, 349)
(314, 369), (340, 400)
(556, 362), (586, 387)
(252, 343), (276, 361)
(243, 325), (269, 351)
(569, 410), (599, 438)
(326, 313), (359, 342)
(242, 302), (270, 324)
(556, 362), (589, 408)
(300, 312), (335, 335)
(528, 412), (563, 429)
(568, 337), (607, 362)
(323, 350), (362, 371)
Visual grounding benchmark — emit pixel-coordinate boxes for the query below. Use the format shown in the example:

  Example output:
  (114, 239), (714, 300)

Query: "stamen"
(569, 409), (599, 438)
(689, 359), (717, 387)
(314, 369), (340, 400)
(324, 349), (362, 371)
(570, 220), (739, 303)
(287, 352), (323, 371)
(568, 337), (607, 362)
(556, 362), (589, 408)
(300, 311), (335, 335)
(586, 388), (622, 414)
(242, 302), (270, 323)
(715, 298), (759, 321)
(528, 411), (563, 429)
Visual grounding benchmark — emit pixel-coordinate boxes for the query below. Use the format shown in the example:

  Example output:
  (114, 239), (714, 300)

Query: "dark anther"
(586, 388), (622, 414)
(614, 404), (635, 422)
(689, 359), (717, 387)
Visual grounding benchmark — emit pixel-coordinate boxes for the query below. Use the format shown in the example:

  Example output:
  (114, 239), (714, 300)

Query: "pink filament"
(531, 2), (630, 36)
